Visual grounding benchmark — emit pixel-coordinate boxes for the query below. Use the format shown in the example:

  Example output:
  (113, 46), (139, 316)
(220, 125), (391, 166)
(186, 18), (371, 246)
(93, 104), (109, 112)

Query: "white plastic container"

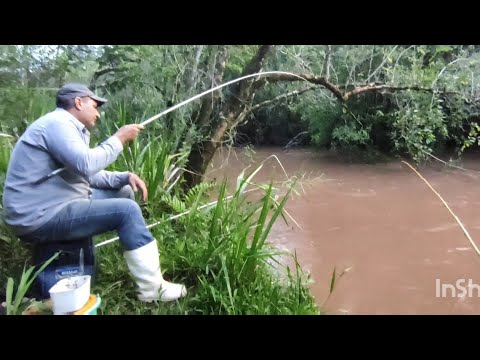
(49, 275), (91, 315)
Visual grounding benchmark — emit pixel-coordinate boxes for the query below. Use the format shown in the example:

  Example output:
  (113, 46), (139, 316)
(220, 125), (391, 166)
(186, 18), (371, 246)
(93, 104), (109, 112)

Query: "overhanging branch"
(343, 85), (433, 101)
(250, 85), (317, 112)
(258, 72), (463, 102)
(260, 73), (343, 100)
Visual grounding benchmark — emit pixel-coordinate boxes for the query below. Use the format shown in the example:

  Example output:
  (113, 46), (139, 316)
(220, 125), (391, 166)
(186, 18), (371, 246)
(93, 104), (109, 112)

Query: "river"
(211, 146), (480, 314)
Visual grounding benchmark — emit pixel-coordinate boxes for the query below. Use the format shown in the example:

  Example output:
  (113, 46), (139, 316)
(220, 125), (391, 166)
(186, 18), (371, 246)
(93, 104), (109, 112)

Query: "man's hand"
(115, 124), (144, 145)
(128, 172), (148, 202)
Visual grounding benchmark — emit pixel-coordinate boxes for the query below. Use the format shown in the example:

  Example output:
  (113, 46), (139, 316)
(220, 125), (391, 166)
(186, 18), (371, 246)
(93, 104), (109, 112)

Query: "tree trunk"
(183, 138), (221, 188)
(185, 45), (274, 188)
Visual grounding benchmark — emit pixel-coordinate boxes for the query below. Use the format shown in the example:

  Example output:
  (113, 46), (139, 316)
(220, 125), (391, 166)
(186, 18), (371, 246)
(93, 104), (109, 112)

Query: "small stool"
(30, 237), (96, 300)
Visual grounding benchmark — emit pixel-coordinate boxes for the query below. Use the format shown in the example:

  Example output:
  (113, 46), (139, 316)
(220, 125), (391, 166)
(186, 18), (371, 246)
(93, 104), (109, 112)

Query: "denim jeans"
(20, 185), (154, 251)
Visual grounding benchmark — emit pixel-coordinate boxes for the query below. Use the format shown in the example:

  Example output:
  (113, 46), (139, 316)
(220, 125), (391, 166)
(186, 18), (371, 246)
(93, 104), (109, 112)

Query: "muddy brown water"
(210, 147), (480, 314)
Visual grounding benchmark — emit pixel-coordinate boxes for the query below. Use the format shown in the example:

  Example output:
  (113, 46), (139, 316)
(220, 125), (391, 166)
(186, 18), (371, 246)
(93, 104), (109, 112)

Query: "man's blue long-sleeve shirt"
(2, 108), (129, 236)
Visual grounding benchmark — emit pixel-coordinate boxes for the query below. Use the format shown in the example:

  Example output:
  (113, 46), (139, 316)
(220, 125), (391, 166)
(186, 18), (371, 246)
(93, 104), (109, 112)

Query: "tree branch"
(230, 85), (317, 129)
(343, 85), (433, 101)
(237, 45), (275, 97)
(91, 67), (115, 85)
(262, 73), (344, 100)
(186, 45), (204, 92)
(195, 45), (228, 128)
(250, 85), (317, 112)
(258, 71), (462, 103)
(322, 45), (331, 81)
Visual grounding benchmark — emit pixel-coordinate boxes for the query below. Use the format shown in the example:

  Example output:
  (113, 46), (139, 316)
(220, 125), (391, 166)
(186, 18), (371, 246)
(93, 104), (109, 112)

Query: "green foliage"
(275, 45), (480, 161)
(90, 167), (319, 315)
(131, 171), (317, 314)
(0, 87), (55, 137)
(3, 44), (480, 163)
(5, 252), (59, 315)
(159, 181), (214, 219)
(0, 135), (13, 175)
(224, 45), (257, 79)
(294, 93), (341, 148)
(332, 123), (371, 151)
(461, 122), (480, 152)
(392, 93), (448, 162)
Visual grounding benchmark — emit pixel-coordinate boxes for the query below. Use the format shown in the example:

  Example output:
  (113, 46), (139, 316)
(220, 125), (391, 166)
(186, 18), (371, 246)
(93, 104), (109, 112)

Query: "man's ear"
(74, 97), (83, 111)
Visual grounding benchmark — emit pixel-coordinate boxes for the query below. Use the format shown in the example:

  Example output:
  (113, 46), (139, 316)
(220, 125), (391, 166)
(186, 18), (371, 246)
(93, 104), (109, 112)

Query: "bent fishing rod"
(35, 71), (308, 184)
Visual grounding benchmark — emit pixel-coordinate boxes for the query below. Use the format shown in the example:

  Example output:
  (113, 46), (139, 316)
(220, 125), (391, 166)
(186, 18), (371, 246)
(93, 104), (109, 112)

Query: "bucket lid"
(73, 294), (101, 315)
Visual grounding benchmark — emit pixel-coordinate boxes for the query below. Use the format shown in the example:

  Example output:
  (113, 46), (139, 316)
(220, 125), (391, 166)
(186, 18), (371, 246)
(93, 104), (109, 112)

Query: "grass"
(91, 172), (319, 315)
(5, 252), (59, 315)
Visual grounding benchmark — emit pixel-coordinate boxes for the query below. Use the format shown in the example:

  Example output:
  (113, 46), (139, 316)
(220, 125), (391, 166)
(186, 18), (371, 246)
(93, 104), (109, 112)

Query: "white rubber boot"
(124, 240), (187, 302)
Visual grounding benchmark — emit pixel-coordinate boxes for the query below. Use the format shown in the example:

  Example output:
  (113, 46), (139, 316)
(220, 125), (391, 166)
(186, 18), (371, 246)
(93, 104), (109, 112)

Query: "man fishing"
(2, 83), (187, 302)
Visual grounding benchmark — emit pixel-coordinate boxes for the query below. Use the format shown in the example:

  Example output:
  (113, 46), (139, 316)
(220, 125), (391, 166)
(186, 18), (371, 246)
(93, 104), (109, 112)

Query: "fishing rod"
(139, 71), (307, 127)
(36, 71), (308, 184)
(96, 188), (259, 248)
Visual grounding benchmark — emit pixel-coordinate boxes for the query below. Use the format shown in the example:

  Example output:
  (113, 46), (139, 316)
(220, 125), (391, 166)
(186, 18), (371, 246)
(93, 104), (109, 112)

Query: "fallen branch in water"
(420, 149), (480, 174)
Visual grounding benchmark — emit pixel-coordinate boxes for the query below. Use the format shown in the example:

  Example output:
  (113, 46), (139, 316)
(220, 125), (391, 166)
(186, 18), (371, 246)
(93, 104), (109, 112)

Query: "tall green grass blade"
(236, 164), (263, 194)
(221, 256), (235, 313)
(6, 278), (14, 315)
(257, 182), (295, 251)
(250, 184), (273, 254)
(208, 180), (227, 247)
(6, 252), (59, 315)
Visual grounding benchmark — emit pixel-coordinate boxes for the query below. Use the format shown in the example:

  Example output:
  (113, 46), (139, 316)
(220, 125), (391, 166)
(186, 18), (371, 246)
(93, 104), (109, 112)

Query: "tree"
(88, 45), (480, 186)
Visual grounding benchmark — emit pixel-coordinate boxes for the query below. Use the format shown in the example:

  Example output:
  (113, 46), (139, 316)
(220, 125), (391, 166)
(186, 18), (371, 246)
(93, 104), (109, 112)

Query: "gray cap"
(57, 83), (108, 106)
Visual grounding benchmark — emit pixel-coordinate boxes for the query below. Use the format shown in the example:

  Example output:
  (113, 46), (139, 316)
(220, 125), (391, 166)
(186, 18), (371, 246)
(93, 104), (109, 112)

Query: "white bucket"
(49, 275), (91, 315)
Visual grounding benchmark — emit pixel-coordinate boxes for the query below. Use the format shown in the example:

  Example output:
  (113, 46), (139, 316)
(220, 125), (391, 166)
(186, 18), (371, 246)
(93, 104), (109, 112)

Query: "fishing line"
(402, 160), (480, 256)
